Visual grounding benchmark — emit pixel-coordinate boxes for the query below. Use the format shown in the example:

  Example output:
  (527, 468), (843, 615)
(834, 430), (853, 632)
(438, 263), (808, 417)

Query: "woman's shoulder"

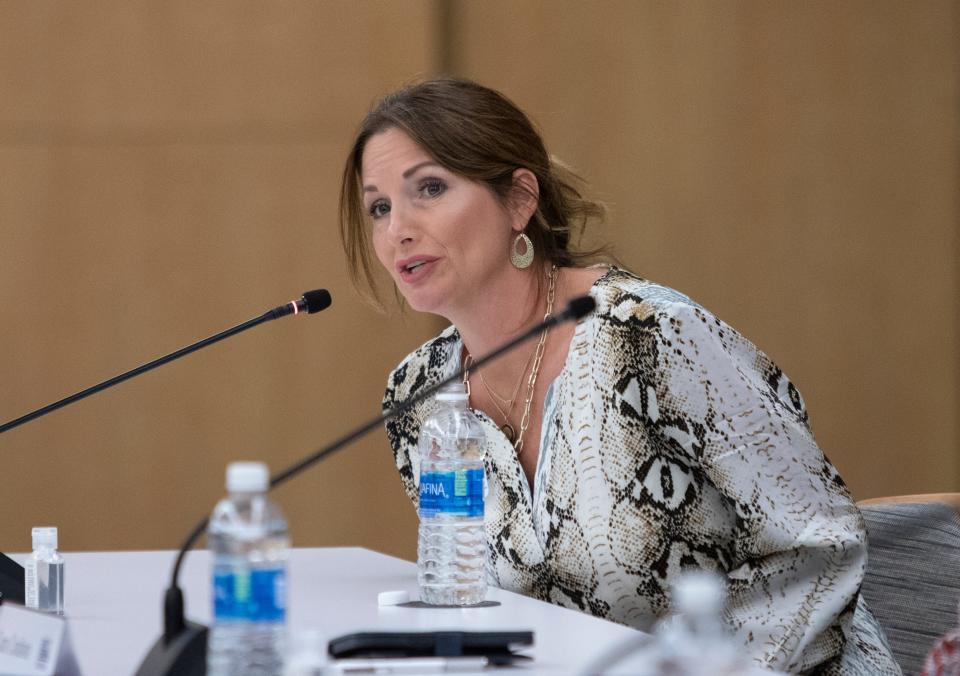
(383, 324), (460, 408)
(591, 266), (774, 365)
(591, 266), (708, 322)
(592, 266), (811, 427)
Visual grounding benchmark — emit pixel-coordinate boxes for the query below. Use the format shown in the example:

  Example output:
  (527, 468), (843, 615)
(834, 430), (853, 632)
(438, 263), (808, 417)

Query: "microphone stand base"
(135, 622), (208, 676)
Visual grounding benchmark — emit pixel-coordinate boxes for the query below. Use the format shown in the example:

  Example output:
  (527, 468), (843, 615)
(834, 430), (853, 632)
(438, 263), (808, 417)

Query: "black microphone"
(0, 289), (332, 435)
(0, 289), (331, 609)
(135, 294), (596, 676)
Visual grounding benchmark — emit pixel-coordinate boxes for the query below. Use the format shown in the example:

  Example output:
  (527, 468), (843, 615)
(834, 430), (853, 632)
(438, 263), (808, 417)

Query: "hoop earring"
(510, 232), (534, 269)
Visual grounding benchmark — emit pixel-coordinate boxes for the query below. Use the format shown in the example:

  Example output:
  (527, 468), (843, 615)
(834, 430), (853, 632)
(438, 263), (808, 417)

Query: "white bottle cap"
(226, 462), (269, 492)
(673, 569), (724, 616)
(31, 527), (57, 550)
(377, 590), (410, 606)
(435, 381), (468, 402)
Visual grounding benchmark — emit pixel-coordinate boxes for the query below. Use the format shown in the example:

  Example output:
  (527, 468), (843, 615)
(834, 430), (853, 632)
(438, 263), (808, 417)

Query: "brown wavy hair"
(339, 78), (609, 308)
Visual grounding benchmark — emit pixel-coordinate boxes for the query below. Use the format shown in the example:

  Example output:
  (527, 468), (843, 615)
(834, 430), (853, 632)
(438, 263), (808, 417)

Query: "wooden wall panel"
(452, 0), (959, 499)
(0, 2), (439, 557)
(0, 1), (431, 133)
(0, 1), (956, 562)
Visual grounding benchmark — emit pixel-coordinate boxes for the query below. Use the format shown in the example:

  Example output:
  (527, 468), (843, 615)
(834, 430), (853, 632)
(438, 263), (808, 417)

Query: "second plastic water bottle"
(207, 461), (289, 676)
(417, 381), (487, 606)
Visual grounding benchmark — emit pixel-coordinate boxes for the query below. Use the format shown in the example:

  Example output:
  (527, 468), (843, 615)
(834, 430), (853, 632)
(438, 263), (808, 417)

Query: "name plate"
(0, 604), (80, 676)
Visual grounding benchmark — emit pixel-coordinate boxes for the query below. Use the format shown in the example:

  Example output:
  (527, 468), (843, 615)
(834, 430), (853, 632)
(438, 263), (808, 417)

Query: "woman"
(339, 78), (899, 674)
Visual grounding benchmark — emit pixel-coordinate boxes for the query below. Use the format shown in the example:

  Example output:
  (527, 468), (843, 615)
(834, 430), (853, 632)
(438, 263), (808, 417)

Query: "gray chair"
(858, 494), (960, 676)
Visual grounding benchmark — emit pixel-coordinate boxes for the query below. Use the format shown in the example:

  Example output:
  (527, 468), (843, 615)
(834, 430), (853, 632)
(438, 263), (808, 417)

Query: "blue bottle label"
(419, 468), (484, 518)
(213, 566), (286, 622)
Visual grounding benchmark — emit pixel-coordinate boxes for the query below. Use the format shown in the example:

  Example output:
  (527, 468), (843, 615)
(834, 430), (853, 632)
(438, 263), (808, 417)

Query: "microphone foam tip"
(302, 289), (332, 314)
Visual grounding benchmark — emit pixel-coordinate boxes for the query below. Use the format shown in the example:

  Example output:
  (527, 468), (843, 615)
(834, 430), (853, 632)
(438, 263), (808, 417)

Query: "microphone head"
(565, 295), (596, 320)
(302, 289), (332, 314)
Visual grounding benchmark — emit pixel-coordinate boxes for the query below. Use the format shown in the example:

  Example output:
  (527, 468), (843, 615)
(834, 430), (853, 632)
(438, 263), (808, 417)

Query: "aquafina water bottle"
(207, 461), (289, 676)
(417, 381), (487, 605)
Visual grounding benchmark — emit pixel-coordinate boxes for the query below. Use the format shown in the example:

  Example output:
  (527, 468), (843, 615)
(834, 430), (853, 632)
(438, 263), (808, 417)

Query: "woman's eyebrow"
(363, 161), (442, 193)
(402, 161), (441, 179)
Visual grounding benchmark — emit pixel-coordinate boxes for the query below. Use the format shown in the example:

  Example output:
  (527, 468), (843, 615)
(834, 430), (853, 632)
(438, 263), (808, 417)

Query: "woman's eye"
(369, 200), (390, 219)
(420, 179), (446, 198)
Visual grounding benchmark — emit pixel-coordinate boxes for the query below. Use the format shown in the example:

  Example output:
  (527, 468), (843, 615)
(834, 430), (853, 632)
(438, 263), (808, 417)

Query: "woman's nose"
(386, 203), (416, 244)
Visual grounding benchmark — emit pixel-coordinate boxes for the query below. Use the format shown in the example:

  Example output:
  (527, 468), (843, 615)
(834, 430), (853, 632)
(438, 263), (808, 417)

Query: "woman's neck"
(451, 263), (553, 367)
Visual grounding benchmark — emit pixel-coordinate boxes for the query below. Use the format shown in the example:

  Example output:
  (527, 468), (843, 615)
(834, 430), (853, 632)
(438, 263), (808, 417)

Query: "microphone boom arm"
(0, 292), (330, 435)
(167, 295), (596, 595)
(140, 294), (594, 676)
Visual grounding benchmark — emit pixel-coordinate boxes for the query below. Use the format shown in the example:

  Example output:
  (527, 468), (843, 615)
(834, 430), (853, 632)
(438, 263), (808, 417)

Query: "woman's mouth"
(397, 257), (438, 283)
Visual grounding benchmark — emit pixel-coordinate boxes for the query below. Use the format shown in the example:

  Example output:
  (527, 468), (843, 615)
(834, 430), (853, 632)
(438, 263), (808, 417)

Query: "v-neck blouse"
(381, 267), (899, 674)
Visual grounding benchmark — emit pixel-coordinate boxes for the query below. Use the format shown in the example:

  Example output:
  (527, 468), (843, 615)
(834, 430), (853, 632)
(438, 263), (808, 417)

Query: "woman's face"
(361, 127), (520, 317)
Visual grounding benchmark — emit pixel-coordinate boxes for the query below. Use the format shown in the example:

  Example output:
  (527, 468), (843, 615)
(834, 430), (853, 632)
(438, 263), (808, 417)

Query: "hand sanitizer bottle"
(24, 526), (64, 615)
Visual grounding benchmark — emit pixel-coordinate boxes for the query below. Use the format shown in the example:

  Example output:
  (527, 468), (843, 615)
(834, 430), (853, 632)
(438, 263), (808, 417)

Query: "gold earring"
(510, 232), (534, 269)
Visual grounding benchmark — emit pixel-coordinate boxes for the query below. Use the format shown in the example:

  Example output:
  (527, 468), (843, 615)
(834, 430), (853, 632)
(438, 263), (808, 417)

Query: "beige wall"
(452, 0), (960, 501)
(1, 2), (956, 560)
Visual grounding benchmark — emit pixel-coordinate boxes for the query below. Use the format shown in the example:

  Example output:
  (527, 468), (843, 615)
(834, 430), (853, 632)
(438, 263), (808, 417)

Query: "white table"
(23, 547), (645, 675)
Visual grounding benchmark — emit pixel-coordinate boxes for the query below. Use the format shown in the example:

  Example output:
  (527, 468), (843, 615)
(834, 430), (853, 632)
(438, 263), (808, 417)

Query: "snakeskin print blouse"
(383, 267), (900, 674)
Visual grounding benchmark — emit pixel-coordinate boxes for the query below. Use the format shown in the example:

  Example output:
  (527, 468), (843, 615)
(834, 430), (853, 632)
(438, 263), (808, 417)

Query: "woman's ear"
(509, 168), (540, 232)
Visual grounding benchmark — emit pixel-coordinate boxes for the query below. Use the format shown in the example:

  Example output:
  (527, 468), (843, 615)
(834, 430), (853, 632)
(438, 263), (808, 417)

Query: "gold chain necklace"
(476, 349), (534, 443)
(463, 265), (558, 454)
(514, 264), (557, 455)
(478, 356), (529, 409)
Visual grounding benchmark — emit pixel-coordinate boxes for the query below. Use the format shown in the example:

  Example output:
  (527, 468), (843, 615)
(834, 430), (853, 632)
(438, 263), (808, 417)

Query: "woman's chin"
(401, 291), (446, 317)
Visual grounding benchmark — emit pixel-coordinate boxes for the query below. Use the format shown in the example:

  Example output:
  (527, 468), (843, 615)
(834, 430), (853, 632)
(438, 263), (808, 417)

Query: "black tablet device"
(328, 630), (534, 666)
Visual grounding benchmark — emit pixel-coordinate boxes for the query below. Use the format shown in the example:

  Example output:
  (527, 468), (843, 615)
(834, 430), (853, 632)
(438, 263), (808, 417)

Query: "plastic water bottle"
(655, 571), (741, 675)
(417, 381), (487, 606)
(577, 570), (765, 676)
(24, 526), (64, 615)
(207, 461), (289, 676)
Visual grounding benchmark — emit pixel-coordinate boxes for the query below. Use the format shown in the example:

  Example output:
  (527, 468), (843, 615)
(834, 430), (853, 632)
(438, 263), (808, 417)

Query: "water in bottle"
(24, 526), (64, 615)
(207, 461), (289, 676)
(417, 381), (487, 606)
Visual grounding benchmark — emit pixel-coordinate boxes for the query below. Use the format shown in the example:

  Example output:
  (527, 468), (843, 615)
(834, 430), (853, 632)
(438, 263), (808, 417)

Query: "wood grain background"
(1, 1), (956, 560)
